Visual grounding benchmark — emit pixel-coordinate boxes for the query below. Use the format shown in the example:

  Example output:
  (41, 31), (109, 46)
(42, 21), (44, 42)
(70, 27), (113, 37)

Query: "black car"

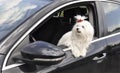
(0, 0), (120, 73)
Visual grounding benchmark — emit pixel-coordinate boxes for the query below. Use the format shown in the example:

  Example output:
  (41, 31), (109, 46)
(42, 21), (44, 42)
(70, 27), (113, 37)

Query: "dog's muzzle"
(76, 28), (81, 33)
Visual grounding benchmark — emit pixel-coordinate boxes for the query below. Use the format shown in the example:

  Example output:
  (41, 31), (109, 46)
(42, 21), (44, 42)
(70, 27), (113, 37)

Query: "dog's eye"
(82, 26), (84, 28)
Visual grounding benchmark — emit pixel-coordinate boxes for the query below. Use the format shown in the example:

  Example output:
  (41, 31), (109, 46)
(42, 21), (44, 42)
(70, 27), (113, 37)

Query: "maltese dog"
(57, 15), (94, 57)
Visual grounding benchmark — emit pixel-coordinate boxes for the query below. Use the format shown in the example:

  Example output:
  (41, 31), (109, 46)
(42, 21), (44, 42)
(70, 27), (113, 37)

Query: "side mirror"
(14, 41), (65, 66)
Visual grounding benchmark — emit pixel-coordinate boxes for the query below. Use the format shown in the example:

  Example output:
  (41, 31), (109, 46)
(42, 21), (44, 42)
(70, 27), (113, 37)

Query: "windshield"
(0, 0), (53, 41)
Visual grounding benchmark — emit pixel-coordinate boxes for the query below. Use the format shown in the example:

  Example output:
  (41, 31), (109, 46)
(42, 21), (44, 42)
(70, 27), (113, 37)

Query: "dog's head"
(72, 15), (94, 39)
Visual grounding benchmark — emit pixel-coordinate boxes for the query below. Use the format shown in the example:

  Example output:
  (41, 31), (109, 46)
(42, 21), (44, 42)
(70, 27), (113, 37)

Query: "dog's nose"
(76, 28), (81, 33)
(76, 28), (79, 31)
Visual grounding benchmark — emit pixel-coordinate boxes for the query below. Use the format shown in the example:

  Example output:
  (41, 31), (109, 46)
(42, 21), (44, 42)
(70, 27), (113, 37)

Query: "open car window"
(30, 4), (96, 45)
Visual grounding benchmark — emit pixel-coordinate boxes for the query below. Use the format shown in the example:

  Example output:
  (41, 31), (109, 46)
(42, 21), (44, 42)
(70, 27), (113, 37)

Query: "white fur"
(57, 15), (94, 57)
(74, 15), (87, 20)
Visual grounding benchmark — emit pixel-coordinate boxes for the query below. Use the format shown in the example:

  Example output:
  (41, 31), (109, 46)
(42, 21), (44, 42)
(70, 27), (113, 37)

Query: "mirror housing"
(18, 41), (65, 65)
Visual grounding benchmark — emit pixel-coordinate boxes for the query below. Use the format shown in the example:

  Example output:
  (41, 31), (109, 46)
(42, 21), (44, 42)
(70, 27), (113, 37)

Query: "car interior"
(30, 6), (94, 45)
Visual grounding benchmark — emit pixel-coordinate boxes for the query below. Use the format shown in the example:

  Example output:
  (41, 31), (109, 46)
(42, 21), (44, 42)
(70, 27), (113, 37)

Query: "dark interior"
(30, 6), (90, 45)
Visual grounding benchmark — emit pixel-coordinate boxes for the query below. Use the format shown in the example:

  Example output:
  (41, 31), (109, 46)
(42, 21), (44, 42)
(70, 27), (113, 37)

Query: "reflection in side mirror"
(18, 41), (65, 66)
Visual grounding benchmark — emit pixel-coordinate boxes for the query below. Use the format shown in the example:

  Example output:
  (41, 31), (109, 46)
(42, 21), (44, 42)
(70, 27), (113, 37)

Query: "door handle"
(93, 53), (106, 63)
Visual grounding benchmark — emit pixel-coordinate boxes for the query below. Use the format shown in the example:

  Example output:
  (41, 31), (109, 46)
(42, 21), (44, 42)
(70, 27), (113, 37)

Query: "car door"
(97, 1), (120, 73)
(2, 0), (109, 73)
(50, 1), (120, 73)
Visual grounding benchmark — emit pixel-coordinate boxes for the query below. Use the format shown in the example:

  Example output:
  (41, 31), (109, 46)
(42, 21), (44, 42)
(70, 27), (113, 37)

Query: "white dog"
(57, 15), (94, 57)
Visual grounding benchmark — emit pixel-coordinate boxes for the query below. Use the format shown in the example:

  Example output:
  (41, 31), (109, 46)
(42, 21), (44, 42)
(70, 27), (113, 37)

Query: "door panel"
(49, 39), (108, 73)
(101, 2), (120, 73)
(105, 34), (120, 73)
(2, 38), (108, 73)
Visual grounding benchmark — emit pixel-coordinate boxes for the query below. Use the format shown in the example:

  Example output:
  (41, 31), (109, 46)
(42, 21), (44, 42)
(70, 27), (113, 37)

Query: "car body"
(0, 0), (120, 73)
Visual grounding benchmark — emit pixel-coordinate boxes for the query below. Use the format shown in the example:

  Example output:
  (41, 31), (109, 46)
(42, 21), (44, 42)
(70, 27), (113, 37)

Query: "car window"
(0, 0), (53, 41)
(101, 2), (120, 35)
(31, 5), (96, 45)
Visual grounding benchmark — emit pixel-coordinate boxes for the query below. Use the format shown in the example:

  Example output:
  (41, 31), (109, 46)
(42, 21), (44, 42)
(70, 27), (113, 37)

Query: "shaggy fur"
(57, 15), (94, 57)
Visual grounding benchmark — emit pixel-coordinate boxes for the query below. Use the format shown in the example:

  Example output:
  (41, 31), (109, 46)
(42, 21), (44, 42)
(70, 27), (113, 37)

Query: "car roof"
(72, 0), (120, 3)
(54, 0), (120, 2)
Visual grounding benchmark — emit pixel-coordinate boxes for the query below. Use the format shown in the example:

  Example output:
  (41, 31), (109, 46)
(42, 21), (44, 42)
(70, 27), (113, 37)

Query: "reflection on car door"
(50, 37), (108, 73)
(100, 2), (120, 73)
